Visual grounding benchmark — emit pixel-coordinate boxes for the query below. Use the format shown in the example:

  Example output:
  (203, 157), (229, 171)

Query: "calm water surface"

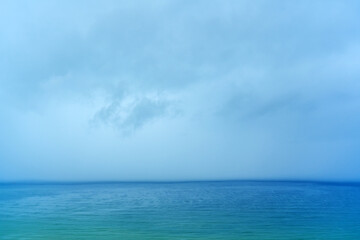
(1, 181), (360, 239)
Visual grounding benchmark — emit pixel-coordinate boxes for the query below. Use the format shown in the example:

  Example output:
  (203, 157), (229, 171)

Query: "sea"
(1, 181), (360, 239)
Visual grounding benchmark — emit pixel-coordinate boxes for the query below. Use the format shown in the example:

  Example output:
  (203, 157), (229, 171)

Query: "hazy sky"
(1, 0), (360, 181)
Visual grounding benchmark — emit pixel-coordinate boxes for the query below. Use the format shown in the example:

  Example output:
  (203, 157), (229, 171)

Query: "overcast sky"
(1, 0), (360, 181)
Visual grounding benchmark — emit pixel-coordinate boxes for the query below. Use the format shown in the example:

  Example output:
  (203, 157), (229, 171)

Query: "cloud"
(92, 92), (177, 134)
(0, 0), (360, 181)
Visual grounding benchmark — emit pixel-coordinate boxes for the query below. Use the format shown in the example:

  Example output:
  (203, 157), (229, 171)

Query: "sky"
(1, 0), (360, 182)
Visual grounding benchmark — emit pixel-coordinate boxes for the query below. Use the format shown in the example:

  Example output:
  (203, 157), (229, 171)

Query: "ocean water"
(1, 181), (360, 239)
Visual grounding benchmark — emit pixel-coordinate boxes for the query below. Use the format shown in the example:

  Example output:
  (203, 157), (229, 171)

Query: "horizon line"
(1, 178), (360, 185)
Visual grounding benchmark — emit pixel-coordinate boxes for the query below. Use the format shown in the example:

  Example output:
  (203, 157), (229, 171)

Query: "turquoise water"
(1, 181), (360, 239)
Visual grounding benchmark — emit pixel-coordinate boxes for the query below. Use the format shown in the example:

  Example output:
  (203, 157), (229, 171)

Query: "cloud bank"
(1, 0), (360, 181)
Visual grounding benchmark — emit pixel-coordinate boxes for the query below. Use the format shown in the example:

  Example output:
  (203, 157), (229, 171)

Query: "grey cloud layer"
(0, 0), (360, 181)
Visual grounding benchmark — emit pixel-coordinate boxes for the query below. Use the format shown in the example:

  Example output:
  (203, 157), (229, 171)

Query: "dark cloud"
(92, 94), (175, 134)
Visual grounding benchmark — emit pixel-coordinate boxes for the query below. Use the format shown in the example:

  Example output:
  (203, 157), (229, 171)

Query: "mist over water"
(1, 181), (360, 239)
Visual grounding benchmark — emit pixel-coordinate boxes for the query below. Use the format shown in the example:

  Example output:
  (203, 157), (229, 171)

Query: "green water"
(1, 181), (360, 239)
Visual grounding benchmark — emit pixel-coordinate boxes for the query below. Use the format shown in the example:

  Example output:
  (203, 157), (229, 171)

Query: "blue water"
(1, 181), (360, 239)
